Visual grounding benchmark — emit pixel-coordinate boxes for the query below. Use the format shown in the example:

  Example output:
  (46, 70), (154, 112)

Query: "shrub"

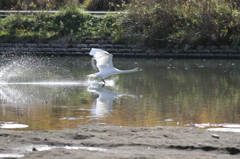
(116, 0), (240, 47)
(0, 5), (116, 42)
(0, 0), (240, 47)
(85, 0), (130, 11)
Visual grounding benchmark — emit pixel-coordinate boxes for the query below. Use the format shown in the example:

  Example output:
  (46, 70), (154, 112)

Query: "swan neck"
(117, 68), (138, 74)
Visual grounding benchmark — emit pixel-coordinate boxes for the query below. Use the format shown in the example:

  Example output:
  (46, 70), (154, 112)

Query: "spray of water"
(0, 55), (90, 103)
(0, 56), (74, 83)
(87, 76), (118, 88)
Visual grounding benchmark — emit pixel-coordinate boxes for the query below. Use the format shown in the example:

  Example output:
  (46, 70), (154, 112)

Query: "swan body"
(88, 48), (141, 83)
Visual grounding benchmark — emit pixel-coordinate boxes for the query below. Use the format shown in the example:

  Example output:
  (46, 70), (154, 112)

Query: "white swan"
(88, 48), (141, 84)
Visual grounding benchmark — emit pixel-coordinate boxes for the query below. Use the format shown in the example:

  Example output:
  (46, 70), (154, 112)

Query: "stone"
(45, 52), (58, 55)
(89, 44), (101, 48)
(131, 49), (143, 53)
(42, 48), (54, 52)
(47, 40), (58, 44)
(25, 43), (37, 47)
(80, 48), (91, 52)
(123, 53), (135, 57)
(13, 43), (25, 47)
(149, 53), (163, 58)
(55, 48), (67, 52)
(127, 45), (137, 49)
(97, 40), (107, 44)
(50, 44), (62, 48)
(84, 40), (95, 44)
(111, 53), (123, 57)
(32, 48), (42, 52)
(211, 50), (223, 53)
(184, 49), (197, 53)
(219, 45), (229, 50)
(102, 44), (114, 48)
(76, 44), (88, 48)
(146, 49), (156, 53)
(114, 44), (126, 48)
(0, 43), (12, 47)
(135, 53), (148, 57)
(67, 48), (80, 52)
(119, 49), (131, 53)
(38, 44), (50, 48)
(106, 48), (118, 53)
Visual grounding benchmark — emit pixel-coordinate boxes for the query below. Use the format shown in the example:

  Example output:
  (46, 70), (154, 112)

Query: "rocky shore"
(0, 40), (240, 59)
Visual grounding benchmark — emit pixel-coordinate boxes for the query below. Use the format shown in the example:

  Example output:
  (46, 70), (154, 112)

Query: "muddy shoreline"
(0, 126), (240, 158)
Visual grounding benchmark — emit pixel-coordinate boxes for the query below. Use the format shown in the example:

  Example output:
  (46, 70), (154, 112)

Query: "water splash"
(0, 82), (88, 104)
(0, 82), (87, 85)
(0, 56), (74, 83)
(87, 76), (119, 88)
(0, 56), (100, 104)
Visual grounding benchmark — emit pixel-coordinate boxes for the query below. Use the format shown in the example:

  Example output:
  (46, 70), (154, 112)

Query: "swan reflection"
(0, 82), (138, 129)
(88, 86), (138, 118)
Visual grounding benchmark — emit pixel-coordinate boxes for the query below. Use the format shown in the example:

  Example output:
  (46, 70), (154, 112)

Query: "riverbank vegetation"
(0, 0), (240, 48)
(0, 5), (116, 43)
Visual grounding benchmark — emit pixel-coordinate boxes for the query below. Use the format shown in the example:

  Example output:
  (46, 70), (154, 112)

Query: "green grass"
(0, 5), (116, 42)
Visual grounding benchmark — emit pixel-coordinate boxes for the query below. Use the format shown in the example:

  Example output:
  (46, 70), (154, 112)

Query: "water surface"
(0, 57), (240, 130)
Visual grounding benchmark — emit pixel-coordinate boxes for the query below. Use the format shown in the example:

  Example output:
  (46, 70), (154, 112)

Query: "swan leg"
(102, 79), (105, 84)
(102, 79), (105, 87)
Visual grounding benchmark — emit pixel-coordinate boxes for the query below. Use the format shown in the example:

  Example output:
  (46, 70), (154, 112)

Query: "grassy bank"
(119, 0), (240, 48)
(0, 0), (240, 48)
(0, 5), (116, 43)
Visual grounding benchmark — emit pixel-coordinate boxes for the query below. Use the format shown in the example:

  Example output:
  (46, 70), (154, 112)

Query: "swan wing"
(89, 48), (114, 72)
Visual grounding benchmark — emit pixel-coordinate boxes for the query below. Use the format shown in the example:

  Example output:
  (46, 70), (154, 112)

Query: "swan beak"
(138, 68), (142, 71)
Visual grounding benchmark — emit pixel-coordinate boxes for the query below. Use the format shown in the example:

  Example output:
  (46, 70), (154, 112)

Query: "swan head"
(128, 67), (142, 72)
(136, 67), (142, 71)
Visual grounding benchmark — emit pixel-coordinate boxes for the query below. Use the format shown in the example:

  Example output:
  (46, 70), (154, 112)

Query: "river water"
(0, 56), (240, 130)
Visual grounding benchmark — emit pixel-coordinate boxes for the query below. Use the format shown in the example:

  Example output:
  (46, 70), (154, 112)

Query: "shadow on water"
(0, 55), (240, 132)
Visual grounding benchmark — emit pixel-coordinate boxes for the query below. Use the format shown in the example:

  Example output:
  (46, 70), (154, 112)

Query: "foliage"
(0, 5), (116, 42)
(0, 0), (240, 46)
(0, 0), (82, 10)
(0, 0), (127, 10)
(116, 0), (240, 46)
(85, 0), (129, 11)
